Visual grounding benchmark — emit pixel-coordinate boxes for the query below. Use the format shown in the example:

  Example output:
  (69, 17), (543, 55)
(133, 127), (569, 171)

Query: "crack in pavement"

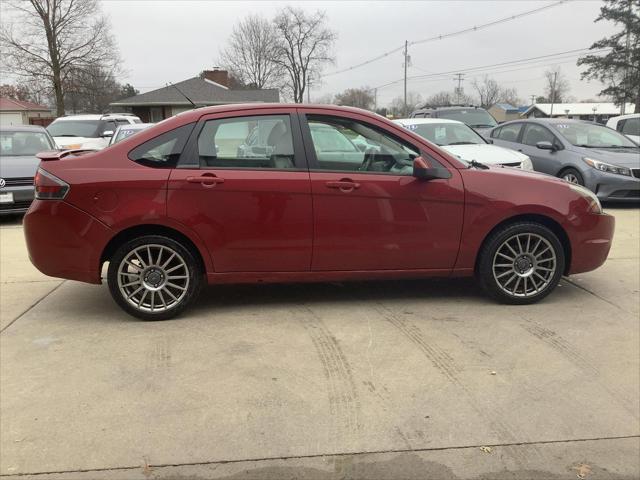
(0, 280), (65, 334)
(562, 277), (626, 312)
(2, 435), (638, 477)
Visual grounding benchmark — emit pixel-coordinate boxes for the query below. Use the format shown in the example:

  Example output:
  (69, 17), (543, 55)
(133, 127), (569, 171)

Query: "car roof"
(608, 113), (640, 121)
(395, 118), (463, 125)
(54, 114), (139, 121)
(0, 124), (48, 132)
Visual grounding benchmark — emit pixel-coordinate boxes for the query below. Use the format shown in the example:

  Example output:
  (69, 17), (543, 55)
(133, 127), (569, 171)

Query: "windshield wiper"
(469, 159), (489, 170)
(55, 134), (81, 137)
(471, 124), (495, 129)
(448, 141), (478, 145)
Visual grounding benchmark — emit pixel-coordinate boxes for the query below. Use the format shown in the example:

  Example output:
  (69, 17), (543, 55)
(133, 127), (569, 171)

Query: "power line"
(372, 47), (609, 90)
(320, 0), (570, 78)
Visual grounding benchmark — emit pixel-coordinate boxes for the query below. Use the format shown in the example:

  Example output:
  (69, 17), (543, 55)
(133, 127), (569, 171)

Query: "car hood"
(0, 155), (40, 179)
(572, 147), (640, 167)
(442, 144), (528, 165)
(53, 136), (105, 149)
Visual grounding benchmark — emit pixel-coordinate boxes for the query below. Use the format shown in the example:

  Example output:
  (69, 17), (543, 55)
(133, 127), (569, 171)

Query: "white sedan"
(394, 118), (533, 170)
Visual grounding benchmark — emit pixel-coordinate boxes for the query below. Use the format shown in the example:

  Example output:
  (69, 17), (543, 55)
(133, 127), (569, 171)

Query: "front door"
(168, 110), (313, 272)
(519, 123), (563, 175)
(300, 111), (465, 272)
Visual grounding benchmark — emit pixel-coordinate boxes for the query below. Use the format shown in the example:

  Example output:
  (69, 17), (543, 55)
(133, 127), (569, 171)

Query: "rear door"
(300, 109), (465, 272)
(168, 109), (313, 273)
(490, 122), (524, 151)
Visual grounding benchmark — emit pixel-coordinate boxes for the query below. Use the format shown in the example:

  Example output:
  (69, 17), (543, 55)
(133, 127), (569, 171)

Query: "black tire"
(107, 235), (202, 320)
(559, 168), (584, 186)
(477, 222), (565, 305)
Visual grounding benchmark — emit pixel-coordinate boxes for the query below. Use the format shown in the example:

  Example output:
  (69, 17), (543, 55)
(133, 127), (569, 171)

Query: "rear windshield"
(48, 120), (101, 138)
(436, 109), (497, 128)
(0, 131), (54, 156)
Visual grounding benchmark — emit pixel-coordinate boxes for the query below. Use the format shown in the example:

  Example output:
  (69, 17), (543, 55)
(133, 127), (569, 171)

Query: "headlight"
(569, 183), (602, 214)
(583, 157), (631, 176)
(520, 156), (534, 171)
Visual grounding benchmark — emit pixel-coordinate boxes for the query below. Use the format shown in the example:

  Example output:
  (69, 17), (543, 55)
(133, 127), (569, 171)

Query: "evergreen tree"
(577, 0), (640, 113)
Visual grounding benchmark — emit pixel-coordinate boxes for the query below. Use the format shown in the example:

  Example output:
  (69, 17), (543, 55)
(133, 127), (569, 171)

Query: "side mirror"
(536, 141), (554, 151)
(101, 130), (114, 138)
(412, 156), (451, 180)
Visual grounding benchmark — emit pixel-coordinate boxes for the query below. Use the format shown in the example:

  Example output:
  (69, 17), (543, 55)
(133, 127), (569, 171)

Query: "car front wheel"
(107, 235), (202, 320)
(477, 222), (565, 304)
(559, 168), (584, 185)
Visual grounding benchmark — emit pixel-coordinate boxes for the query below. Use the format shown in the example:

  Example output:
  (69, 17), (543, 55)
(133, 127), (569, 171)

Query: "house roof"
(491, 103), (518, 112)
(522, 102), (636, 116)
(0, 97), (50, 112)
(110, 76), (279, 107)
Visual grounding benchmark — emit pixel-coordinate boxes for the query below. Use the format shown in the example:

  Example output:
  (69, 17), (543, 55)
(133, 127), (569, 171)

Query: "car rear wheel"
(559, 168), (584, 185)
(477, 222), (565, 305)
(107, 235), (202, 320)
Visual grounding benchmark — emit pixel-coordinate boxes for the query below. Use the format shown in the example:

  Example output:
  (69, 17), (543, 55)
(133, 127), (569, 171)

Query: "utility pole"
(621, 0), (631, 114)
(549, 71), (558, 117)
(373, 88), (378, 111)
(403, 40), (408, 115)
(454, 73), (465, 104)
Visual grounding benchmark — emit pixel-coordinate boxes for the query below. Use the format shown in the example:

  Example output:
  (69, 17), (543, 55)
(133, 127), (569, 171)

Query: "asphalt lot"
(0, 206), (638, 480)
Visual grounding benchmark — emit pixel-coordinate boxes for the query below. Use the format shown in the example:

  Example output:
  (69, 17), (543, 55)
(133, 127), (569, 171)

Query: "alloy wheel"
(562, 173), (581, 184)
(492, 233), (557, 298)
(117, 244), (190, 312)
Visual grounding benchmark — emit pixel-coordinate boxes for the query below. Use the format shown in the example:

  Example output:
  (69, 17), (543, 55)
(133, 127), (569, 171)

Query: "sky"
(102, 0), (617, 106)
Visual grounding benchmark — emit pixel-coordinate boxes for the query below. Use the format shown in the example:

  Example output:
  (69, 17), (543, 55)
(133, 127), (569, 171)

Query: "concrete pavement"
(1, 207), (638, 479)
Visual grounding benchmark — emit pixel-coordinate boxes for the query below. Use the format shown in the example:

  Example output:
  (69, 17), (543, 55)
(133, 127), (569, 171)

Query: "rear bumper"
(23, 200), (112, 284)
(567, 212), (615, 275)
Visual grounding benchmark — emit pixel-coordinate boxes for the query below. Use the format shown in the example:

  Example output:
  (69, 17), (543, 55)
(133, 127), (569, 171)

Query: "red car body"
(24, 104), (614, 311)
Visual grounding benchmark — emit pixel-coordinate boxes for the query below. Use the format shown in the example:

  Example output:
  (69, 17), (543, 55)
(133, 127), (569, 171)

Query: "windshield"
(553, 122), (638, 148)
(47, 120), (101, 138)
(406, 122), (486, 146)
(0, 131), (54, 156)
(437, 109), (497, 128)
(310, 124), (358, 152)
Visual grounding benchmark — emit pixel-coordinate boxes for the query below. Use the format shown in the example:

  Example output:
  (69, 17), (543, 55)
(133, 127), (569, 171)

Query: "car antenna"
(168, 82), (197, 109)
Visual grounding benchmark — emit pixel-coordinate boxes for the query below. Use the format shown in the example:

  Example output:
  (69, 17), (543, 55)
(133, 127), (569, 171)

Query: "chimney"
(201, 69), (229, 88)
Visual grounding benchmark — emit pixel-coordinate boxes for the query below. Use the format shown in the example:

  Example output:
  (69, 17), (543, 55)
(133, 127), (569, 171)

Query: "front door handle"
(186, 174), (225, 186)
(325, 179), (360, 191)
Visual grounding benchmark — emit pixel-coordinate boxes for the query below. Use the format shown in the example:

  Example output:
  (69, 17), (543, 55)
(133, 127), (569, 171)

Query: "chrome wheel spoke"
(492, 232), (557, 298)
(117, 244), (190, 313)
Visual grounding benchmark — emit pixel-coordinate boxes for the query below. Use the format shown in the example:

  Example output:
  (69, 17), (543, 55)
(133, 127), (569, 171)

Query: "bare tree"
(313, 93), (335, 104)
(272, 7), (336, 103)
(334, 87), (375, 110)
(219, 15), (283, 89)
(389, 91), (422, 117)
(424, 91), (454, 107)
(472, 76), (501, 108)
(544, 67), (571, 104)
(472, 76), (522, 108)
(0, 0), (119, 116)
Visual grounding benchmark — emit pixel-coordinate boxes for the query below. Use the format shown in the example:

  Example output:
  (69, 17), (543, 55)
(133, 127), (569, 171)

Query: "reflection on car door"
(301, 110), (465, 272)
(519, 124), (562, 175)
(168, 110), (313, 273)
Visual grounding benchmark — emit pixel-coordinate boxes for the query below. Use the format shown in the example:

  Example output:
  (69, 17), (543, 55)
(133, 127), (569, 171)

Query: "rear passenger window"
(621, 118), (639, 136)
(197, 115), (297, 169)
(129, 123), (194, 168)
(496, 123), (522, 142)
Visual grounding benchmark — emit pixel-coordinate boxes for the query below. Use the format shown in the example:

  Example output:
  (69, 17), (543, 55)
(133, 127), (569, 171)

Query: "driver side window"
(306, 115), (419, 175)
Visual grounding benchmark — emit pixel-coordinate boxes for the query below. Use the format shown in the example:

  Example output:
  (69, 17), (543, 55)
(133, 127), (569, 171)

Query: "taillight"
(34, 168), (69, 200)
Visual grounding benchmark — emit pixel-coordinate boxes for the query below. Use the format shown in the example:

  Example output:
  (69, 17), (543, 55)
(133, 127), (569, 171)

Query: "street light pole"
(549, 71), (558, 117)
(403, 40), (408, 115)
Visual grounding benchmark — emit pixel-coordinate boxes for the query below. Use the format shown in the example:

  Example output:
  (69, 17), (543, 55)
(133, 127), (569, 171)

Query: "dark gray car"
(489, 118), (640, 202)
(0, 125), (56, 215)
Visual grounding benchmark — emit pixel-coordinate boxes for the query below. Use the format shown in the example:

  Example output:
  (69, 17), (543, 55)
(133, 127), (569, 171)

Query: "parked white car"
(606, 113), (639, 144)
(394, 118), (533, 170)
(47, 113), (141, 150)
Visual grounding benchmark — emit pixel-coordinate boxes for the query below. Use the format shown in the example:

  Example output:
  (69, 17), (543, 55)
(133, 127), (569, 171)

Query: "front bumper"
(23, 200), (112, 284)
(567, 212), (615, 275)
(0, 186), (34, 215)
(584, 170), (640, 202)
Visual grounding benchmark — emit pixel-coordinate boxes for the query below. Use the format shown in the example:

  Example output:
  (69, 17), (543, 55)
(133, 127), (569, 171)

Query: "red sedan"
(24, 104), (614, 320)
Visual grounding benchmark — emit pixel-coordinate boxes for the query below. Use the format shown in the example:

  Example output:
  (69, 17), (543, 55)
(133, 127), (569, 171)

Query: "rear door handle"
(325, 180), (360, 191)
(186, 174), (225, 186)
